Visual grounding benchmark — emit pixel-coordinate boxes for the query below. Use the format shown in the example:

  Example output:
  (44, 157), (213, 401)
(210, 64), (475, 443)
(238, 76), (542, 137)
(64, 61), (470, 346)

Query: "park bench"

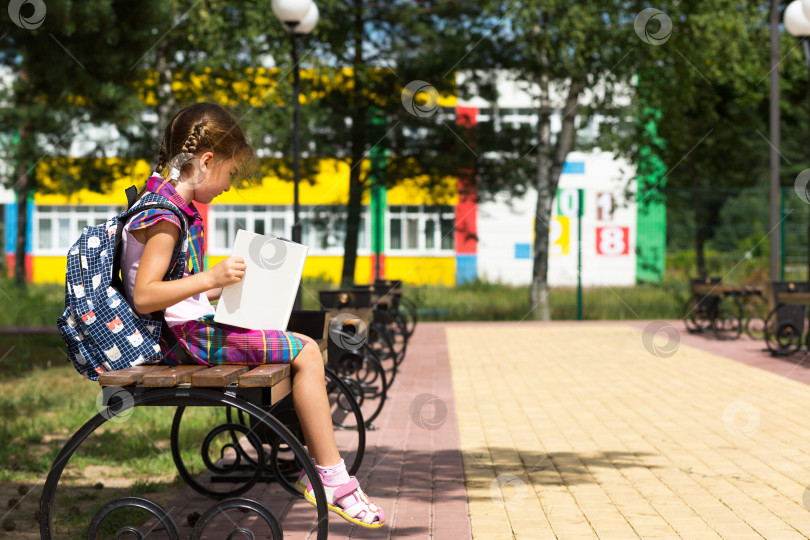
(764, 281), (810, 356)
(351, 281), (410, 384)
(39, 309), (366, 540)
(319, 289), (389, 429)
(682, 277), (765, 340)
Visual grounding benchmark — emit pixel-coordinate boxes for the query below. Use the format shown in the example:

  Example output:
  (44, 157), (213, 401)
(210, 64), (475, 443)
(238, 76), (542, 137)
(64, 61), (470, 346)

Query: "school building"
(1, 73), (664, 287)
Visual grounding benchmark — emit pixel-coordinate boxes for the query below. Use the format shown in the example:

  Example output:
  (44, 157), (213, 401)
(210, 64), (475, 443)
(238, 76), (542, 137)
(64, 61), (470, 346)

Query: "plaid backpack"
(56, 187), (189, 380)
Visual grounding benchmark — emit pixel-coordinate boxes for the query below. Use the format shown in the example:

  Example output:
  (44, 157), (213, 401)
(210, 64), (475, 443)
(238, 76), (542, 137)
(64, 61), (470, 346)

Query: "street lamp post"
(272, 0), (318, 310)
(785, 1), (810, 282)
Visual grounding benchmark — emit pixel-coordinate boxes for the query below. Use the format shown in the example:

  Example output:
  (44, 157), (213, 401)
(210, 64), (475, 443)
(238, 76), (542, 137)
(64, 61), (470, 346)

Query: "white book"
(213, 229), (308, 331)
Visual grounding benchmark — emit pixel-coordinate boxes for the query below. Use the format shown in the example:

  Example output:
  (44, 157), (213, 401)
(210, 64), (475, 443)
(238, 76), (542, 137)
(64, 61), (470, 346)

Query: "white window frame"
(386, 205), (455, 256)
(300, 205), (369, 256)
(207, 204), (370, 256)
(32, 205), (118, 256)
(208, 204), (290, 255)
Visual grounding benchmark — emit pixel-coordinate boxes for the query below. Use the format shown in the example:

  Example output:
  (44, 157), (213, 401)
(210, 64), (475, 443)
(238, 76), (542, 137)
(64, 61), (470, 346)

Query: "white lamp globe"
(293, 3), (319, 35)
(786, 1), (810, 36)
(803, 0), (810, 22)
(272, 0), (312, 24)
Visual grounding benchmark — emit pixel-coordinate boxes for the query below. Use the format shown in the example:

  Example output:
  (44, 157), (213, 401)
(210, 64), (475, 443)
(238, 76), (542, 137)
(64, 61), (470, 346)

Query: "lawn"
(0, 334), (238, 538)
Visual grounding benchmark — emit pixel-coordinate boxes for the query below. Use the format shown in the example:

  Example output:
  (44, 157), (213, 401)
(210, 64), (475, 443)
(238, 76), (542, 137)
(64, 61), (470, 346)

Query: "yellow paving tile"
(446, 324), (810, 539)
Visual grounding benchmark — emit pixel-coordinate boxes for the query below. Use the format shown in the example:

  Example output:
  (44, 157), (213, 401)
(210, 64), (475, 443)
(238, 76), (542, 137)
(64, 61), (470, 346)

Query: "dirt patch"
(0, 479), (184, 539)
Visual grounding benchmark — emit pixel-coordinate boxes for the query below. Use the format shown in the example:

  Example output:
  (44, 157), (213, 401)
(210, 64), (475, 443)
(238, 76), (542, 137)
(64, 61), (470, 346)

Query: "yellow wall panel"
(384, 256), (455, 285)
(387, 175), (458, 205)
(32, 254), (455, 286)
(35, 160), (153, 205)
(219, 159), (372, 206)
(34, 157), (388, 206)
(32, 257), (67, 284)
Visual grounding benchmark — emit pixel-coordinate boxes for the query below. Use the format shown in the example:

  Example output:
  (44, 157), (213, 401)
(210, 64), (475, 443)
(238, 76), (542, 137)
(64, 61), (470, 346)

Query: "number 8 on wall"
(596, 226), (629, 256)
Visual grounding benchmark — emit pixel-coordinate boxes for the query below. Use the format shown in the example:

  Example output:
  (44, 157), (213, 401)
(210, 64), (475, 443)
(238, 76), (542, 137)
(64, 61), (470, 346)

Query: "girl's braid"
(181, 121), (207, 154)
(154, 137), (169, 174)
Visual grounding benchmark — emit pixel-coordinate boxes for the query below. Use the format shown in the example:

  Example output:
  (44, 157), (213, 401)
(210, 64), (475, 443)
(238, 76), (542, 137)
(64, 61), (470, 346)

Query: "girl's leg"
(289, 337), (341, 467)
(288, 333), (386, 528)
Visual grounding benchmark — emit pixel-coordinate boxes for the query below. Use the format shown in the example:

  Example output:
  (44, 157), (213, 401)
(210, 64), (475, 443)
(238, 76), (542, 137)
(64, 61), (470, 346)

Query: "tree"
(456, 1), (641, 319)
(1, 0), (170, 286)
(453, 1), (774, 318)
(253, 0), (481, 286)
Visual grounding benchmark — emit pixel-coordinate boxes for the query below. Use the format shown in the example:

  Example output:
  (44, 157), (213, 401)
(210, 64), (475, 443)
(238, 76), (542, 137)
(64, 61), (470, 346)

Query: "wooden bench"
(39, 317), (335, 540)
(763, 282), (810, 356)
(319, 289), (389, 428)
(682, 277), (748, 339)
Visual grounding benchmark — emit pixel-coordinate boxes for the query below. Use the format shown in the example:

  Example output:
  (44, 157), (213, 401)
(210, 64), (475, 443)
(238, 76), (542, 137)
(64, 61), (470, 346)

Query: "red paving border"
(143, 322), (471, 539)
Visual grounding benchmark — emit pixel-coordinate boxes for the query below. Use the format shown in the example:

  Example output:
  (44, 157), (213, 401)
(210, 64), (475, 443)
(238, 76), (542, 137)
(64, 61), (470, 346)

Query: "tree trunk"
(530, 63), (553, 320)
(530, 76), (584, 320)
(340, 0), (365, 288)
(14, 122), (30, 289)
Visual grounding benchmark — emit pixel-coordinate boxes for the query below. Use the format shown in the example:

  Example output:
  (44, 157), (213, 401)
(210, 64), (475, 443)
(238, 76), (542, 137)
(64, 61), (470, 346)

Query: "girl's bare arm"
(132, 221), (244, 313)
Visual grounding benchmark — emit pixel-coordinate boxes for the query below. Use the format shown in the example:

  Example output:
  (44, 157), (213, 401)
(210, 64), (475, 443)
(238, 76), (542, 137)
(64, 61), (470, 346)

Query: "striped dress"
(121, 176), (305, 366)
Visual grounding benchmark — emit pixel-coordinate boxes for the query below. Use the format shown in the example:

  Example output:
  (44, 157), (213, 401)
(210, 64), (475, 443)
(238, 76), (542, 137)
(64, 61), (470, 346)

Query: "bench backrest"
(769, 281), (810, 327)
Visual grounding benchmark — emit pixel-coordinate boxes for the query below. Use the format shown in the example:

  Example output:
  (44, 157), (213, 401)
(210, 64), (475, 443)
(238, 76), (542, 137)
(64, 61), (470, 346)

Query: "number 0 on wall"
(596, 226), (629, 256)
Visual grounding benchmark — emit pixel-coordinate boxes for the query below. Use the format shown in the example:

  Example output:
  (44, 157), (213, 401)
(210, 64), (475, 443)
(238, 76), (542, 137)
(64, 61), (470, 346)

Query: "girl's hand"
(208, 256), (246, 288)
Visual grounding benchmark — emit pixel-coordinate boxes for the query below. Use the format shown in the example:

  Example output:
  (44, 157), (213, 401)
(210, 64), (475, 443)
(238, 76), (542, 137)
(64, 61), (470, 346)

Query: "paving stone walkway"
(143, 320), (810, 539)
(447, 322), (810, 539)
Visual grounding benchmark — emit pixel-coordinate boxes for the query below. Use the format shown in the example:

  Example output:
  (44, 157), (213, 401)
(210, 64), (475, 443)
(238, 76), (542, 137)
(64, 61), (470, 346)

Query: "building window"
(300, 206), (368, 253)
(390, 218), (402, 250)
(208, 204), (368, 255)
(32, 205), (118, 255)
(387, 205), (455, 254)
(209, 205), (289, 253)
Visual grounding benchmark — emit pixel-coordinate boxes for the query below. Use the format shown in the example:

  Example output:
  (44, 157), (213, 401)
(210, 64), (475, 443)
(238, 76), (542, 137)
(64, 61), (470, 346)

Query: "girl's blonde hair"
(151, 102), (257, 187)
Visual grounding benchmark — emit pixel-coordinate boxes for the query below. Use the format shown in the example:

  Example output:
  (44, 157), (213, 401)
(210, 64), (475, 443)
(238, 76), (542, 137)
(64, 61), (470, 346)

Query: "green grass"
(397, 280), (693, 321)
(0, 335), (243, 538)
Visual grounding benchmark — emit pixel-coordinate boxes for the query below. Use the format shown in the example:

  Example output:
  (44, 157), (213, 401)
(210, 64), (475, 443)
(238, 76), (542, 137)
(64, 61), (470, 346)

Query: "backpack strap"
(112, 193), (190, 289)
(112, 189), (195, 364)
(125, 185), (138, 211)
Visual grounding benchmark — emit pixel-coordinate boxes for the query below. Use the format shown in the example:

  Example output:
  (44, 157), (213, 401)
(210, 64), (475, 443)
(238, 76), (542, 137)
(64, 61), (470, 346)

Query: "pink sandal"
(296, 470), (385, 528)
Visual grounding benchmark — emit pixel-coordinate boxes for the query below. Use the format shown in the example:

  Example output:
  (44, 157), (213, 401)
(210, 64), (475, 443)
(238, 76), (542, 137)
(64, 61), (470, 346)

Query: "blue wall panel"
(456, 254), (477, 284)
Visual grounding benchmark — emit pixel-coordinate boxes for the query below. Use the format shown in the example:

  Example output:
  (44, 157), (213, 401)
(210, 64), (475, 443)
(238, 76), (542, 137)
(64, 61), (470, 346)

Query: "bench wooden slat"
(238, 364), (290, 388)
(142, 365), (207, 387)
(98, 365), (166, 386)
(271, 376), (292, 404)
(779, 292), (810, 305)
(192, 365), (248, 387)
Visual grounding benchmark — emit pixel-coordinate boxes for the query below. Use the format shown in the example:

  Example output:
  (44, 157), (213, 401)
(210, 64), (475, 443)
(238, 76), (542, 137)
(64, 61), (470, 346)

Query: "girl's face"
(188, 152), (237, 205)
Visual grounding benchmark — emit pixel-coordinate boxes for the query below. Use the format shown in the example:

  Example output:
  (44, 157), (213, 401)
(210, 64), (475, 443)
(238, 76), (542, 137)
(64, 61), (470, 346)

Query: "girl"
(121, 102), (385, 529)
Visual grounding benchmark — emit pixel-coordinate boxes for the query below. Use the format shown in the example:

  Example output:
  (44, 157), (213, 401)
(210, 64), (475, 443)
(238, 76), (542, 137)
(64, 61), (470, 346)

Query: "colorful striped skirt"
(162, 314), (306, 366)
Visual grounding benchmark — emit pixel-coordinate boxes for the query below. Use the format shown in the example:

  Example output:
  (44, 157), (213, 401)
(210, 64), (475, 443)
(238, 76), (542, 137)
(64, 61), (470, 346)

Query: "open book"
(213, 229), (308, 331)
